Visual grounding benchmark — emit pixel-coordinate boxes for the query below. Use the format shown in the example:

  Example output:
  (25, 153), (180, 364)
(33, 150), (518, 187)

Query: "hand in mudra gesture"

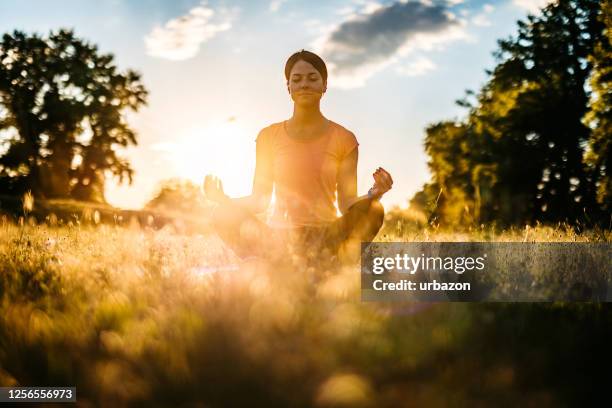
(203, 175), (228, 203)
(369, 167), (393, 199)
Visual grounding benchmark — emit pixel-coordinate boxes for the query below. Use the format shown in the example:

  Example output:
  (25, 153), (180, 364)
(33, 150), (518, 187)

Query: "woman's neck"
(290, 104), (326, 127)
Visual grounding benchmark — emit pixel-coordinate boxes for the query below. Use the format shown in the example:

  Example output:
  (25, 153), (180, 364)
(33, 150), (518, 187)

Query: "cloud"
(472, 3), (494, 27)
(471, 14), (491, 27)
(314, 0), (468, 88)
(513, 0), (554, 14)
(395, 56), (437, 77)
(144, 1), (236, 61)
(269, 0), (287, 13)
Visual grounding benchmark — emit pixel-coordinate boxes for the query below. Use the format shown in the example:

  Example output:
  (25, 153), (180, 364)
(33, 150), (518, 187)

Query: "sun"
(170, 119), (255, 196)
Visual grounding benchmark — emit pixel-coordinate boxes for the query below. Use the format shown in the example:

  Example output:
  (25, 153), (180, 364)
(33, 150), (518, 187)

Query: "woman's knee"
(352, 199), (385, 240)
(211, 204), (251, 247)
(345, 198), (384, 229)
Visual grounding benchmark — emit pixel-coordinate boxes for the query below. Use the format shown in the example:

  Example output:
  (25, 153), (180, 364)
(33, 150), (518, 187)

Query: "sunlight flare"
(156, 119), (255, 197)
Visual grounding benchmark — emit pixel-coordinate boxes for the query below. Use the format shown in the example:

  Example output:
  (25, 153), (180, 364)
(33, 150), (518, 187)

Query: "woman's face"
(287, 59), (327, 106)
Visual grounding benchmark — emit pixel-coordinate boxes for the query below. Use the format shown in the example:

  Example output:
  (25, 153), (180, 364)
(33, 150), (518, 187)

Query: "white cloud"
(333, 1), (384, 21)
(360, 1), (384, 15)
(513, 0), (555, 14)
(472, 14), (491, 26)
(395, 56), (437, 77)
(472, 4), (494, 27)
(144, 1), (237, 61)
(269, 0), (287, 13)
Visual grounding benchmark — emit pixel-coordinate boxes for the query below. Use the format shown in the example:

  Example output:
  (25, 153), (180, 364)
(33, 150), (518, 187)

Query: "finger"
(376, 175), (391, 191)
(380, 172), (393, 187)
(384, 170), (393, 184)
(372, 167), (382, 180)
(205, 174), (217, 186)
(373, 172), (383, 185)
(380, 168), (393, 185)
(374, 171), (386, 184)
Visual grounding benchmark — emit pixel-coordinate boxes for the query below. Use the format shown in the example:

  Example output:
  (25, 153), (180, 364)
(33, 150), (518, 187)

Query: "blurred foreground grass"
(0, 218), (610, 407)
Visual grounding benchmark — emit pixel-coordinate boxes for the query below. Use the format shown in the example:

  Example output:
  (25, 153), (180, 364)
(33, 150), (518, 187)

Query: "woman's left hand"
(369, 167), (393, 199)
(203, 175), (229, 203)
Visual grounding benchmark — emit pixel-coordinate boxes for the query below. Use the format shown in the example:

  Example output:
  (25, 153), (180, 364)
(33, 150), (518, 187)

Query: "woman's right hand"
(203, 175), (229, 203)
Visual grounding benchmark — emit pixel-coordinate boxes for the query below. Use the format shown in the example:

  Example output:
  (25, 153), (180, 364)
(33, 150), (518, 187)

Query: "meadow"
(0, 213), (610, 407)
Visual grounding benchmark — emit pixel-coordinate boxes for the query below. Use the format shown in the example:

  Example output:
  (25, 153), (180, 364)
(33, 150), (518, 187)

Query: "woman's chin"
(294, 97), (321, 107)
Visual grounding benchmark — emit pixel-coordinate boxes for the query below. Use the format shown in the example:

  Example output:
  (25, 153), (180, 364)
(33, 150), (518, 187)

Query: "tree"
(421, 121), (476, 226)
(412, 0), (608, 226)
(583, 0), (612, 213)
(0, 29), (147, 202)
(486, 0), (604, 222)
(145, 179), (209, 214)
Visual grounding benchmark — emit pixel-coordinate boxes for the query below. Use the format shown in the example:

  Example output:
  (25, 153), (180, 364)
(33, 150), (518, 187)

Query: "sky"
(0, 0), (553, 209)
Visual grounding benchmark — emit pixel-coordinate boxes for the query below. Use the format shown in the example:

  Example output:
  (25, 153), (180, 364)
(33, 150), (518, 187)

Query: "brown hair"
(284, 50), (328, 82)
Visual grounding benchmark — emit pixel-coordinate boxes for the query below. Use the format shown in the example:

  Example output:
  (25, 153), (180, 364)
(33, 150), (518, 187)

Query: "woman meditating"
(204, 50), (393, 262)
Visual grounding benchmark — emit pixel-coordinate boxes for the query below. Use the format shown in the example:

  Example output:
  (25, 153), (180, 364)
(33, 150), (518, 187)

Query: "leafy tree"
(486, 0), (604, 222)
(0, 29), (147, 202)
(421, 121), (474, 225)
(145, 178), (209, 214)
(583, 0), (612, 213)
(413, 0), (608, 226)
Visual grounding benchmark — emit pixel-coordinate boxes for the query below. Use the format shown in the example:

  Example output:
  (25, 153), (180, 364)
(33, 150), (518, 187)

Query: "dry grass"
(0, 219), (610, 407)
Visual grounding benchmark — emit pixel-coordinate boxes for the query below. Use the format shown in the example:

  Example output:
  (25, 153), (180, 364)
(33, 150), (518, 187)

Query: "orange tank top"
(255, 120), (358, 227)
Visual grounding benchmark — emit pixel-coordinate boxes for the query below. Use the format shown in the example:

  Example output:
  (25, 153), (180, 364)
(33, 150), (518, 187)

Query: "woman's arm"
(336, 146), (394, 214)
(337, 147), (359, 214)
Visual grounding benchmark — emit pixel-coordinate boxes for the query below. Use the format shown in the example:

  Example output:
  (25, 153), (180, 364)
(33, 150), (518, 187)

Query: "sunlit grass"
(0, 218), (610, 406)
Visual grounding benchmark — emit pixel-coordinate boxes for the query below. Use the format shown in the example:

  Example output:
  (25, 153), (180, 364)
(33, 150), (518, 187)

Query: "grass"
(0, 218), (610, 407)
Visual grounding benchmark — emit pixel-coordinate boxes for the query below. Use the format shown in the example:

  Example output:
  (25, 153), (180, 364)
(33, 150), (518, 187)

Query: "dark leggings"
(211, 198), (385, 262)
